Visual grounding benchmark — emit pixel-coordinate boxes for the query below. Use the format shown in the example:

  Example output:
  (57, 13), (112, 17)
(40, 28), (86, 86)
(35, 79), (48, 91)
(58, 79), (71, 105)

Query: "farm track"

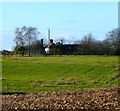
(2, 87), (120, 110)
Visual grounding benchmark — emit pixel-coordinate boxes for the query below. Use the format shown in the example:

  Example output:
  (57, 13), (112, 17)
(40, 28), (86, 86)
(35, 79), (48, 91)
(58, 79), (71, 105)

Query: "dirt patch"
(2, 87), (120, 110)
(56, 78), (77, 85)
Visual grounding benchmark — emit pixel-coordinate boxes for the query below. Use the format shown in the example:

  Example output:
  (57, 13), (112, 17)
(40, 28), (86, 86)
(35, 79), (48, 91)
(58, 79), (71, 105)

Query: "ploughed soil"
(2, 87), (120, 110)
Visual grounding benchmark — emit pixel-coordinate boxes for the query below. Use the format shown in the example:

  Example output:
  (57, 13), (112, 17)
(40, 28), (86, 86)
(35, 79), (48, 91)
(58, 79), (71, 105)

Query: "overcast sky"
(1, 2), (118, 51)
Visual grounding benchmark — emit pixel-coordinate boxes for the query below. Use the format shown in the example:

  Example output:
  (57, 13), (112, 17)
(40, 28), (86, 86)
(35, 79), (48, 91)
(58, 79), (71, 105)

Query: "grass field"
(2, 55), (119, 93)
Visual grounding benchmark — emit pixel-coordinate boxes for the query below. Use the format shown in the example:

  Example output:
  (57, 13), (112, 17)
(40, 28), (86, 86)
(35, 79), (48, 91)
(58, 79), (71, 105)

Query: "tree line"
(12, 26), (120, 56)
(74, 31), (120, 55)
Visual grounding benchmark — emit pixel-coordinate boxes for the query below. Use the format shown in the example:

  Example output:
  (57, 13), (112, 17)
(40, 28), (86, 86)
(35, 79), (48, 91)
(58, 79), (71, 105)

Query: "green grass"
(2, 55), (119, 93)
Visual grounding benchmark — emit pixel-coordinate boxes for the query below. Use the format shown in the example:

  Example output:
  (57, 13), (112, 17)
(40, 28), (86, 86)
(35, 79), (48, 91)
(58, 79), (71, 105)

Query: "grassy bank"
(2, 55), (119, 93)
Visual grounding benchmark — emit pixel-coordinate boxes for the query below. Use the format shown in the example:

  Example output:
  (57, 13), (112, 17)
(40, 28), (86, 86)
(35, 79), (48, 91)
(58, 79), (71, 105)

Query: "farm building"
(44, 39), (81, 55)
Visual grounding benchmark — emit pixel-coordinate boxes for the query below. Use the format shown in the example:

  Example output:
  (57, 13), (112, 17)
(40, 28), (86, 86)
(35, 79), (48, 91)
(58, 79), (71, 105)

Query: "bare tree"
(106, 28), (120, 55)
(14, 26), (27, 56)
(14, 26), (40, 56)
(55, 37), (66, 45)
(81, 33), (96, 55)
(24, 26), (40, 56)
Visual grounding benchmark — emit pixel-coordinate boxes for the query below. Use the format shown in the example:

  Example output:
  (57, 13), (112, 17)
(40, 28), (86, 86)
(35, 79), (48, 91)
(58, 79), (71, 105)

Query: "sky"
(1, 2), (118, 51)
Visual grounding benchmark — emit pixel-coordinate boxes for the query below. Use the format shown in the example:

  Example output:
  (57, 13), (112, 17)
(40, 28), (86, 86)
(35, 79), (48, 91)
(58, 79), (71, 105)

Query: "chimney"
(48, 28), (50, 44)
(41, 39), (43, 45)
(50, 39), (53, 44)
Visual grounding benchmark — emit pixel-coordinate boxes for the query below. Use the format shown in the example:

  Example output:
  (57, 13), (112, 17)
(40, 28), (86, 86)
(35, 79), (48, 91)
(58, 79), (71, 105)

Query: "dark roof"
(44, 43), (55, 48)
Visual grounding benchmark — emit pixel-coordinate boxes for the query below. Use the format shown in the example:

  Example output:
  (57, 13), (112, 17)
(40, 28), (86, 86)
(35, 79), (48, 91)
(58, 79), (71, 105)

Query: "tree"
(106, 28), (120, 55)
(14, 26), (27, 56)
(55, 37), (66, 45)
(101, 39), (112, 55)
(24, 26), (40, 56)
(80, 33), (96, 55)
(14, 26), (40, 56)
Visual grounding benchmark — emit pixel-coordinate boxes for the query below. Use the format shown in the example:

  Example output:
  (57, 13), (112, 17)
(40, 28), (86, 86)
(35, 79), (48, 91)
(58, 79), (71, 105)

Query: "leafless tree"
(106, 28), (120, 55)
(14, 26), (40, 56)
